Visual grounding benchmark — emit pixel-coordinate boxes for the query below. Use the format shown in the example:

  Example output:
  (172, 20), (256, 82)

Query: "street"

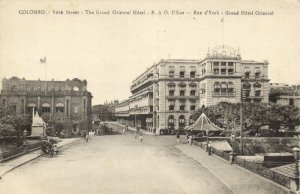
(0, 132), (288, 194)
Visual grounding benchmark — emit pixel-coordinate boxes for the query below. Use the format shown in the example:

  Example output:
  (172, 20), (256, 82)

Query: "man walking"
(139, 133), (143, 143)
(176, 132), (180, 143)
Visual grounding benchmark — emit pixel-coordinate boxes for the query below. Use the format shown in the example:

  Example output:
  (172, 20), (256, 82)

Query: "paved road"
(0, 134), (233, 194)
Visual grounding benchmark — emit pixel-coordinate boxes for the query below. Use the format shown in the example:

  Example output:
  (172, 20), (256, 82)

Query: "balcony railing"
(212, 92), (236, 97)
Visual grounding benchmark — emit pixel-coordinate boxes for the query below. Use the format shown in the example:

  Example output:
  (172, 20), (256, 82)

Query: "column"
(51, 97), (54, 115)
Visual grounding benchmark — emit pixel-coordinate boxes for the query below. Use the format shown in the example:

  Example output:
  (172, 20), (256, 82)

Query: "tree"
(0, 105), (31, 136)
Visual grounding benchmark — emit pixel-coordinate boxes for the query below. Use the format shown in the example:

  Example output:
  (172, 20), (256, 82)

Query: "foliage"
(0, 105), (31, 136)
(191, 102), (300, 135)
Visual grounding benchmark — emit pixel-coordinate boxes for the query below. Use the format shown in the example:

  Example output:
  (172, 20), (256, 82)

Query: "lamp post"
(292, 147), (300, 193)
(23, 129), (28, 145)
(206, 129), (209, 152)
(230, 134), (236, 164)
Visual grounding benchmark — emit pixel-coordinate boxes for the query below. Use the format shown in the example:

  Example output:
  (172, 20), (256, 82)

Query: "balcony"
(212, 91), (236, 97)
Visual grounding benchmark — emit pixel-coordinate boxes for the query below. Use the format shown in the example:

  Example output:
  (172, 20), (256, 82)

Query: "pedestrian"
(139, 133), (143, 143)
(135, 131), (137, 139)
(176, 132), (180, 143)
(85, 133), (89, 142)
(123, 127), (126, 134)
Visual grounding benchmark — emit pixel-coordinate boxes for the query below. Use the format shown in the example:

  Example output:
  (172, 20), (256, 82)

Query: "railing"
(212, 92), (236, 96)
(235, 157), (292, 189)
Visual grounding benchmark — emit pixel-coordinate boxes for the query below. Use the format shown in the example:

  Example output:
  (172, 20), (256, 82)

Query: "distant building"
(269, 83), (300, 107)
(0, 77), (93, 135)
(92, 101), (118, 122)
(115, 46), (270, 135)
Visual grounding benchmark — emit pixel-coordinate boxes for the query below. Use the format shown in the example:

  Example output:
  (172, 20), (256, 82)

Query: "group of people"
(175, 132), (194, 144)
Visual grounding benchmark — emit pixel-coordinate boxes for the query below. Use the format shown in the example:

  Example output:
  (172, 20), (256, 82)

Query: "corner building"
(115, 46), (269, 135)
(0, 77), (93, 135)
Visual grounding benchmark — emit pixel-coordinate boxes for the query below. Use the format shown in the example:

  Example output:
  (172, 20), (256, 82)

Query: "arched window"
(179, 115), (185, 129)
(55, 103), (64, 113)
(27, 103), (36, 114)
(41, 103), (51, 113)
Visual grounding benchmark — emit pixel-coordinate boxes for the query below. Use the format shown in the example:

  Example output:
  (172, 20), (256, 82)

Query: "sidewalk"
(0, 138), (81, 178)
(176, 144), (291, 194)
(107, 122), (155, 136)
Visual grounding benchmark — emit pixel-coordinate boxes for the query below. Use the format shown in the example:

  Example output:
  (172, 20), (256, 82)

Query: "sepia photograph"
(0, 0), (300, 193)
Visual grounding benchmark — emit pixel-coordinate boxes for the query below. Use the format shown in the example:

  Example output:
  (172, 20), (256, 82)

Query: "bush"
(0, 123), (16, 136)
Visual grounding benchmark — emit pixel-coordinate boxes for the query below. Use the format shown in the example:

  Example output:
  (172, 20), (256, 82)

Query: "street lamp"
(206, 129), (209, 152)
(293, 147), (300, 176)
(230, 134), (236, 164)
(292, 147), (300, 193)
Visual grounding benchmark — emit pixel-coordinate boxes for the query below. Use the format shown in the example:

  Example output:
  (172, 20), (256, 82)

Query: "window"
(255, 67), (261, 78)
(214, 82), (220, 93)
(55, 103), (64, 113)
(180, 90), (185, 96)
(221, 69), (226, 75)
(190, 90), (196, 96)
(190, 71), (195, 78)
(11, 85), (17, 91)
(255, 90), (261, 97)
(245, 90), (250, 97)
(213, 62), (219, 75)
(169, 66), (175, 78)
(190, 105), (196, 111)
(27, 103), (36, 114)
(228, 82), (234, 94)
(169, 90), (174, 96)
(244, 67), (251, 78)
(228, 69), (234, 75)
(189, 117), (195, 125)
(179, 115), (185, 128)
(221, 82), (227, 94)
(190, 66), (196, 78)
(289, 99), (295, 106)
(180, 105), (185, 111)
(168, 100), (175, 111)
(180, 71), (185, 78)
(41, 103), (51, 113)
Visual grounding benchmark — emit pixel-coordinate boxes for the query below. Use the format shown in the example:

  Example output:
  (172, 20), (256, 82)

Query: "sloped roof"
(211, 141), (233, 152)
(271, 163), (298, 178)
(191, 113), (224, 131)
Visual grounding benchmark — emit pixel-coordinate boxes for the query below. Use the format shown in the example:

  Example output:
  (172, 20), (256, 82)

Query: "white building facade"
(115, 46), (269, 135)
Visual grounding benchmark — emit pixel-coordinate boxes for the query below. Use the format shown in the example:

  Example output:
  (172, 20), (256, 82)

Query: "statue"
(31, 108), (46, 136)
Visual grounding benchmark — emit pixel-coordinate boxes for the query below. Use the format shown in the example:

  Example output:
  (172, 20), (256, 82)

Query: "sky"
(0, 0), (300, 105)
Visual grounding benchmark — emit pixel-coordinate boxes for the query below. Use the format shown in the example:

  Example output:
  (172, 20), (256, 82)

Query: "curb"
(0, 138), (82, 178)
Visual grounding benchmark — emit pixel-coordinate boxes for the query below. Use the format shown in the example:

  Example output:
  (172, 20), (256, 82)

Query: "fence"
(192, 138), (295, 190)
(235, 157), (293, 189)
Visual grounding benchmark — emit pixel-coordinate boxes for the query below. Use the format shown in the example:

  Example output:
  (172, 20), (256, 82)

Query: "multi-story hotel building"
(115, 46), (269, 135)
(0, 77), (93, 135)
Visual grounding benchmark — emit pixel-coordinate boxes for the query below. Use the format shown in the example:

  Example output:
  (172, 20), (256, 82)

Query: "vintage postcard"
(0, 0), (300, 193)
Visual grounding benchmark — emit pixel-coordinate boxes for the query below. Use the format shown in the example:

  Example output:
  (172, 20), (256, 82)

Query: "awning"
(214, 82), (220, 89)
(243, 82), (251, 89)
(179, 100), (186, 105)
(168, 100), (175, 106)
(255, 68), (261, 73)
(244, 67), (251, 73)
(221, 82), (227, 89)
(253, 82), (262, 88)
(169, 66), (175, 72)
(178, 82), (186, 87)
(180, 66), (185, 72)
(190, 66), (196, 72)
(27, 103), (36, 107)
(56, 103), (64, 107)
(167, 82), (176, 86)
(42, 103), (50, 107)
(228, 82), (234, 89)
